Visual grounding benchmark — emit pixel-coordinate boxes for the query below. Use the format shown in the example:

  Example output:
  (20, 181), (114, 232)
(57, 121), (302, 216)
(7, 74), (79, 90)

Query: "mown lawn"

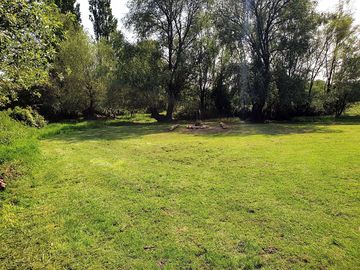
(0, 118), (359, 269)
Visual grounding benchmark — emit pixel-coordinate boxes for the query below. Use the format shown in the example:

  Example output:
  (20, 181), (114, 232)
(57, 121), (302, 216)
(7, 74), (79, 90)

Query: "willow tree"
(127, 0), (208, 120)
(216, 0), (319, 120)
(55, 29), (116, 116)
(323, 2), (360, 116)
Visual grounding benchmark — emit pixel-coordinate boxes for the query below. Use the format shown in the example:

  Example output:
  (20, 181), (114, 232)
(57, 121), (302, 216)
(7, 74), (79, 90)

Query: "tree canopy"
(1, 0), (359, 121)
(89, 0), (118, 41)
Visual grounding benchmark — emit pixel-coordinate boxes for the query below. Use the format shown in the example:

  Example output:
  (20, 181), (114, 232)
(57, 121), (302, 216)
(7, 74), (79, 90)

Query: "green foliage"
(1, 0), (359, 122)
(89, 0), (118, 41)
(9, 107), (47, 128)
(325, 16), (360, 116)
(346, 102), (360, 116)
(110, 40), (165, 115)
(0, 0), (63, 105)
(0, 111), (38, 168)
(50, 28), (116, 116)
(212, 71), (232, 116)
(53, 0), (81, 23)
(127, 0), (209, 119)
(216, 0), (318, 120)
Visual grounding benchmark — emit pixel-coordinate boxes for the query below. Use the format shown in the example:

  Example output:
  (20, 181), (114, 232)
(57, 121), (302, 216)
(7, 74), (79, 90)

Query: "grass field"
(0, 116), (359, 269)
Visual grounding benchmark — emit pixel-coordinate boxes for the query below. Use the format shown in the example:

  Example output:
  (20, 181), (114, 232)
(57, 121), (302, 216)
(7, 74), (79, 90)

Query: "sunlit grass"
(0, 116), (359, 269)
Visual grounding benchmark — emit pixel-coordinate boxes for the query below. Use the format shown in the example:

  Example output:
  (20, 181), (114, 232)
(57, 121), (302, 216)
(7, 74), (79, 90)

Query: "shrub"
(0, 111), (39, 191)
(0, 111), (38, 165)
(9, 107), (46, 128)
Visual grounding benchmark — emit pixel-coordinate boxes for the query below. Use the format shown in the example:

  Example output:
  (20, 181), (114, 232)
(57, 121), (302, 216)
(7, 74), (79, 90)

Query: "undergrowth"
(0, 111), (39, 190)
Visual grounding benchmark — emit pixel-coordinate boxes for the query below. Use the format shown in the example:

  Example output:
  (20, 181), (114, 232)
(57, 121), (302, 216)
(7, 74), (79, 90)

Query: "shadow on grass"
(37, 116), (358, 143)
(40, 120), (168, 142)
(184, 123), (345, 138)
(290, 115), (360, 125)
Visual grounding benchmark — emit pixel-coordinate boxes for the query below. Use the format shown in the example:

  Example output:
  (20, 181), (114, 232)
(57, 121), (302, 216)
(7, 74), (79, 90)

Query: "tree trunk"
(166, 91), (176, 121)
(335, 95), (348, 118)
(84, 85), (96, 118)
(199, 87), (206, 120)
(326, 51), (337, 93)
(251, 102), (265, 122)
(89, 98), (95, 116)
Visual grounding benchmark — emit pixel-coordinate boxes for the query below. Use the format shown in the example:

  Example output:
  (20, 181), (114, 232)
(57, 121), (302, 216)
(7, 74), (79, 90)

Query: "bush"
(0, 111), (38, 166)
(9, 107), (47, 128)
(0, 111), (40, 192)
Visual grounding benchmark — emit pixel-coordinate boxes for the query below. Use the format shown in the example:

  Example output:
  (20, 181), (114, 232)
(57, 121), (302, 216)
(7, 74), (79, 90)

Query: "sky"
(77, 0), (360, 39)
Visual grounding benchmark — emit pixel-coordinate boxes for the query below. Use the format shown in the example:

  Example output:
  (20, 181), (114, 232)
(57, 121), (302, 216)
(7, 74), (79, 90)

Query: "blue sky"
(77, 0), (360, 39)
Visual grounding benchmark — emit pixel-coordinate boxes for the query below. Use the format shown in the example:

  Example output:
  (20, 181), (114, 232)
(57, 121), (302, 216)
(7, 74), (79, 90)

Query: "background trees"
(1, 0), (359, 122)
(0, 0), (63, 108)
(54, 0), (82, 23)
(321, 4), (360, 116)
(89, 0), (118, 41)
(50, 28), (115, 117)
(127, 0), (209, 120)
(216, 0), (319, 120)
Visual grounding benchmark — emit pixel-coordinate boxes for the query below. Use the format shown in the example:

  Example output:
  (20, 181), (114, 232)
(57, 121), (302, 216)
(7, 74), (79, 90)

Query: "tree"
(304, 14), (330, 102)
(271, 0), (317, 118)
(216, 0), (318, 121)
(89, 0), (118, 41)
(323, 3), (354, 94)
(189, 17), (219, 119)
(330, 46), (360, 117)
(106, 39), (165, 118)
(322, 4), (360, 116)
(123, 40), (165, 117)
(54, 0), (81, 23)
(0, 0), (63, 108)
(53, 29), (116, 117)
(127, 0), (208, 120)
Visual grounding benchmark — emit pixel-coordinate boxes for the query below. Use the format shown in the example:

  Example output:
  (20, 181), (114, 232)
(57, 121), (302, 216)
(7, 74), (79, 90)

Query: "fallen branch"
(220, 122), (230, 129)
(169, 124), (180, 131)
(186, 125), (210, 130)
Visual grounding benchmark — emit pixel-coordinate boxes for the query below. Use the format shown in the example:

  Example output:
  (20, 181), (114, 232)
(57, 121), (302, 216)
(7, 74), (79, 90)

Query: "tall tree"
(53, 28), (116, 116)
(108, 40), (165, 118)
(127, 0), (208, 120)
(324, 2), (354, 94)
(54, 0), (81, 23)
(190, 30), (219, 118)
(89, 0), (118, 41)
(217, 0), (317, 121)
(0, 0), (63, 108)
(322, 1), (360, 116)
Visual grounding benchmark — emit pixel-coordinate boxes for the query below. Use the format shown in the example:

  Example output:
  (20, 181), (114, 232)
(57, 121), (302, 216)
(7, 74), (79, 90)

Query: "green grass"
(0, 111), (39, 182)
(0, 116), (359, 269)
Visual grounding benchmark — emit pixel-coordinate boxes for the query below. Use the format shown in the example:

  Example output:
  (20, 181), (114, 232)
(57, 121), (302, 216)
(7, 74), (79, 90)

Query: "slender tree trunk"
(166, 90), (176, 121)
(200, 88), (205, 120)
(326, 56), (336, 93)
(335, 94), (348, 117)
(326, 46), (338, 93)
(308, 80), (314, 99)
(150, 107), (160, 119)
(252, 102), (266, 122)
(251, 66), (270, 122)
(85, 85), (96, 117)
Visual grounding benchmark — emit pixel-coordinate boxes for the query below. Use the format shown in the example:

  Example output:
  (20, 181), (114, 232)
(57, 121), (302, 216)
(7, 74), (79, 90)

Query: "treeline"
(0, 0), (359, 122)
